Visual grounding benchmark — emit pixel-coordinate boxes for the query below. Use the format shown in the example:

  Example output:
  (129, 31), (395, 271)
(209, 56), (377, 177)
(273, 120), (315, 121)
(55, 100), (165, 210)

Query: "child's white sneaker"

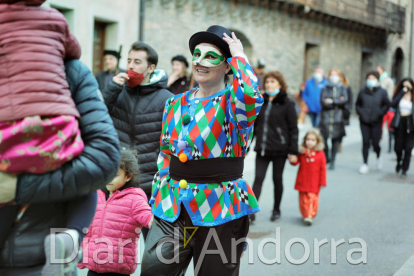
(359, 164), (369, 174)
(377, 156), (383, 170)
(304, 217), (313, 225)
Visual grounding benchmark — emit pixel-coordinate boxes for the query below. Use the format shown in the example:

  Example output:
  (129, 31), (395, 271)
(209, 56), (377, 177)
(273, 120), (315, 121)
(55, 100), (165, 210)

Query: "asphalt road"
(78, 117), (414, 276)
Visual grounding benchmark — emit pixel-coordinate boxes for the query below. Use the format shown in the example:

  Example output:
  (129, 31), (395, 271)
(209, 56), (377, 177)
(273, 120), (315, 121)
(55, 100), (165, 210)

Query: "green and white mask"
(192, 45), (225, 68)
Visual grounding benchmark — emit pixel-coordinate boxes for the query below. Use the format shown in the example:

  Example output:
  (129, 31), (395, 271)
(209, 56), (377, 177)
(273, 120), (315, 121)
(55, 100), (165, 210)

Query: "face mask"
(126, 69), (148, 87)
(265, 89), (280, 96)
(192, 45), (225, 68)
(366, 79), (378, 88)
(313, 73), (323, 82)
(330, 75), (340, 84)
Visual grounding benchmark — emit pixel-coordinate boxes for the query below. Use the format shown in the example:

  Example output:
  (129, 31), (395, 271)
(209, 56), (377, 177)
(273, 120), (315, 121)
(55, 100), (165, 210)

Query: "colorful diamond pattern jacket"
(149, 56), (264, 226)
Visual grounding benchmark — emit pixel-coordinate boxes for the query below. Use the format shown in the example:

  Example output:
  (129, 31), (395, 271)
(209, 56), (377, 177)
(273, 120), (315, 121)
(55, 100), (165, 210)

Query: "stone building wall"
(143, 0), (411, 94)
(44, 0), (140, 71)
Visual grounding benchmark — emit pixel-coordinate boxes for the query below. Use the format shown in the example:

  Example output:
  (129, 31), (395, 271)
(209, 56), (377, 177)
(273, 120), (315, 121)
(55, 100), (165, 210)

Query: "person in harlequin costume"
(141, 25), (264, 275)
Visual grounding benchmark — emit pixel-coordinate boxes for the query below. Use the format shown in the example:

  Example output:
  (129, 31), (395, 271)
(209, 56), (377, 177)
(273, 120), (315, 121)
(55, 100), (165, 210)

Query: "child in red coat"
(290, 128), (327, 225)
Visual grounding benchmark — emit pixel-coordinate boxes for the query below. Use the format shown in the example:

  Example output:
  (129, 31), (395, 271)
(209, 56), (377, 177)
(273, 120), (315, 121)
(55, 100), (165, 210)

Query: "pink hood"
(77, 188), (152, 274)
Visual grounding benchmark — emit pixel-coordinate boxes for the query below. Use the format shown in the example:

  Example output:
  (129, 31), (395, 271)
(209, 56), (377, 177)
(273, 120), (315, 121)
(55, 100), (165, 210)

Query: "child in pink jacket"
(78, 149), (153, 276)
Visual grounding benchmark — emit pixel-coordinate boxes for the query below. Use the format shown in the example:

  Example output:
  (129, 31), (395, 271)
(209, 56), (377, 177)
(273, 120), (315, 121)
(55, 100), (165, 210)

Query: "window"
(51, 5), (74, 31)
(361, 50), (373, 89)
(303, 44), (320, 81)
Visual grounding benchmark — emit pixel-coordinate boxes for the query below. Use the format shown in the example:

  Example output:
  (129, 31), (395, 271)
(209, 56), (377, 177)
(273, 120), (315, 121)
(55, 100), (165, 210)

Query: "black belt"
(169, 156), (244, 183)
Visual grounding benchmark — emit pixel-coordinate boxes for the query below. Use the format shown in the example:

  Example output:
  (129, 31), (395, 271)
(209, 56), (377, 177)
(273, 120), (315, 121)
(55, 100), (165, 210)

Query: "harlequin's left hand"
(0, 172), (17, 204)
(223, 32), (244, 57)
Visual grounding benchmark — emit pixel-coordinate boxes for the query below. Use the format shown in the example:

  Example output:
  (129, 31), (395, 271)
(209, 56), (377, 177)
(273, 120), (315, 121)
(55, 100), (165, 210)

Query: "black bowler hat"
(172, 55), (189, 68)
(189, 25), (232, 58)
(103, 50), (121, 60)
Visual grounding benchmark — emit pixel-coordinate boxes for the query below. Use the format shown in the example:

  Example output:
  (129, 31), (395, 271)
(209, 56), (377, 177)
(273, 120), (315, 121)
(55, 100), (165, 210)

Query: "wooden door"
(93, 21), (106, 75)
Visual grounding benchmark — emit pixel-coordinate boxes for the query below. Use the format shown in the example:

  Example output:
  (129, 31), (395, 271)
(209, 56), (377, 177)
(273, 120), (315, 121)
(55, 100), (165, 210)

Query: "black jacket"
(319, 82), (348, 139)
(343, 86), (353, 126)
(95, 68), (126, 92)
(0, 60), (120, 269)
(253, 92), (299, 156)
(167, 75), (198, 95)
(102, 69), (173, 196)
(356, 86), (390, 125)
(390, 89), (414, 131)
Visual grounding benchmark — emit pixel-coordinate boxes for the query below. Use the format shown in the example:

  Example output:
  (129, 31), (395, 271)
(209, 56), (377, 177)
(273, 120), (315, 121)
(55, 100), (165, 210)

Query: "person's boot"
(249, 213), (256, 224)
(329, 162), (335, 170)
(401, 171), (407, 180)
(270, 210), (281, 221)
(396, 161), (402, 174)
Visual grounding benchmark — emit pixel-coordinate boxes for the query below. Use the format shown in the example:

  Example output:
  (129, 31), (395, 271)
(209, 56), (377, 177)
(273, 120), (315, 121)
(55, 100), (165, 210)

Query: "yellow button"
(179, 180), (188, 189)
(179, 153), (188, 163)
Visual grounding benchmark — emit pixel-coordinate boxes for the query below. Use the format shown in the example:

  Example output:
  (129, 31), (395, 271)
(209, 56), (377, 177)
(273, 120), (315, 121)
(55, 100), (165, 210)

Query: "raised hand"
(223, 32), (244, 57)
(112, 72), (129, 86)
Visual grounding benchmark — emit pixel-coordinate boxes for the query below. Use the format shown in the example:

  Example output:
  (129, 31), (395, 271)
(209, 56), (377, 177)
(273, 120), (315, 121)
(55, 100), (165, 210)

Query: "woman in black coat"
(251, 71), (298, 222)
(356, 70), (390, 174)
(319, 69), (348, 170)
(390, 78), (414, 178)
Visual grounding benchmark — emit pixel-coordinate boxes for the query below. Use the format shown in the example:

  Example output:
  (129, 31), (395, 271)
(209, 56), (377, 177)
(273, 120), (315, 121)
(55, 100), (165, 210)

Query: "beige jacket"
(380, 76), (395, 100)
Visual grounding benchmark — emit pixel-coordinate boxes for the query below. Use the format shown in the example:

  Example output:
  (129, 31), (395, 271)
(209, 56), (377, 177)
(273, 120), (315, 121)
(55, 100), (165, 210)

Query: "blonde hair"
(328, 68), (342, 78)
(301, 128), (324, 150)
(341, 72), (350, 87)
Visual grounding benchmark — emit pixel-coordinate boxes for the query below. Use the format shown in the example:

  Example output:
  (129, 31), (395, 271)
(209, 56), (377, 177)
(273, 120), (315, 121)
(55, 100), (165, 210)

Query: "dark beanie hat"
(103, 50), (121, 60)
(172, 55), (189, 68)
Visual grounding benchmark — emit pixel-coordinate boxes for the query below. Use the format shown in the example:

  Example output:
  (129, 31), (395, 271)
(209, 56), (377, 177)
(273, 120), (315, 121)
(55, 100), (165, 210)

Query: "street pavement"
(78, 117), (414, 276)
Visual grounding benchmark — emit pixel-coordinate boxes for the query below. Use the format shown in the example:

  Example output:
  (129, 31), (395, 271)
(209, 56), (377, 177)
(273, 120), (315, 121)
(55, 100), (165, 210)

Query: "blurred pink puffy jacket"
(77, 187), (152, 275)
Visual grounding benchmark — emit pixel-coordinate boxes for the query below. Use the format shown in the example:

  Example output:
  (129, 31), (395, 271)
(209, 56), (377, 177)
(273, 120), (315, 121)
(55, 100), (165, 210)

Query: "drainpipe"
(139, 0), (145, 41)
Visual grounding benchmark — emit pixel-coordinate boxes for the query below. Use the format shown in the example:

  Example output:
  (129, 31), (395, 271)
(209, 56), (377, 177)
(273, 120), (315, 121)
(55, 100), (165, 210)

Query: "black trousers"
(394, 116), (414, 173)
(141, 207), (249, 276)
(0, 205), (18, 250)
(87, 271), (129, 276)
(323, 136), (342, 164)
(252, 155), (286, 212)
(360, 122), (382, 164)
